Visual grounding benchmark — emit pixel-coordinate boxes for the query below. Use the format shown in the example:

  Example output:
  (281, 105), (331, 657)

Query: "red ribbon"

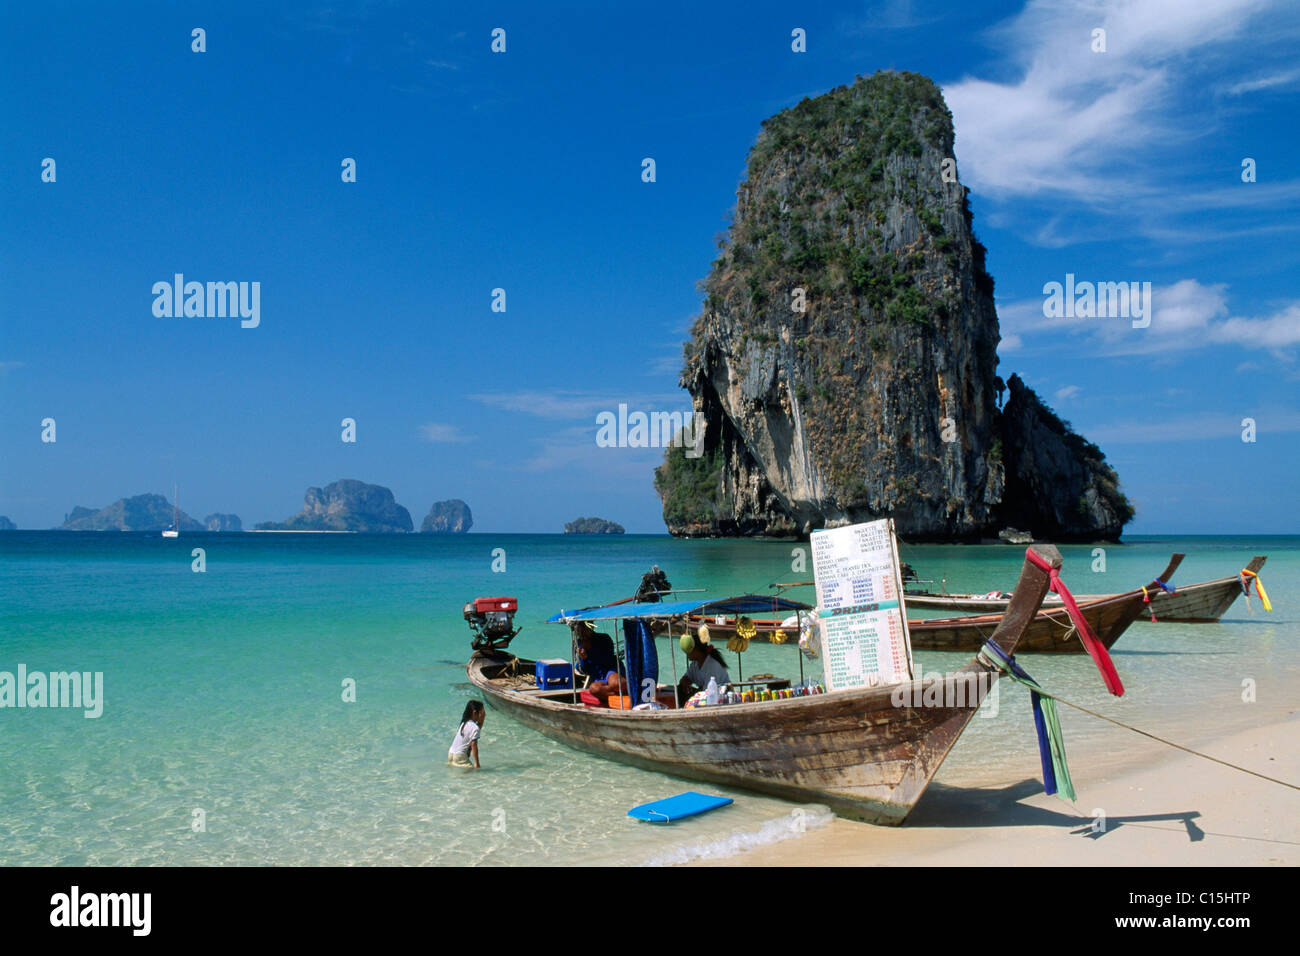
(1025, 548), (1125, 697)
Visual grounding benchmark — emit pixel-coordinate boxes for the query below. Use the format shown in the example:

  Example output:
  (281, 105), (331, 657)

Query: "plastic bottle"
(706, 677), (719, 706)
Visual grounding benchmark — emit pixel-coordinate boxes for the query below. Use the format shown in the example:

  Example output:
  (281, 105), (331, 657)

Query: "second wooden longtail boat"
(686, 554), (1185, 653)
(1103, 556), (1266, 622)
(466, 544), (1063, 824)
(906, 590), (1145, 653)
(904, 554), (1267, 623)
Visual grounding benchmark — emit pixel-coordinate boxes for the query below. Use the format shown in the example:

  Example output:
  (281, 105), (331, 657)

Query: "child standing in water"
(448, 700), (485, 770)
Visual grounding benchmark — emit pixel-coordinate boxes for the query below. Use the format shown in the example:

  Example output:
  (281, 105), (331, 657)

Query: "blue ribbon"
(982, 640), (1057, 796)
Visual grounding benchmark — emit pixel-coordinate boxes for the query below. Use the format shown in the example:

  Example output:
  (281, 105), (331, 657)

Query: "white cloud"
(943, 0), (1291, 202)
(1226, 67), (1300, 95)
(470, 390), (690, 420)
(470, 391), (612, 419)
(998, 280), (1300, 356)
(418, 423), (470, 443)
(1086, 409), (1300, 444)
(1209, 303), (1300, 349)
(840, 0), (940, 31)
(512, 425), (670, 475)
(1054, 385), (1081, 401)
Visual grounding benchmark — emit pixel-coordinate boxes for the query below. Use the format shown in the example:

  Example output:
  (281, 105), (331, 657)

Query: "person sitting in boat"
(676, 625), (730, 703)
(571, 621), (624, 705)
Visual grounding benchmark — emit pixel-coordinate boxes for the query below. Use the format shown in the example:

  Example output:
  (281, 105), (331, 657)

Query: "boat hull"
(469, 653), (1000, 824)
(1118, 559), (1266, 622)
(908, 592), (1146, 653)
(905, 556), (1265, 624)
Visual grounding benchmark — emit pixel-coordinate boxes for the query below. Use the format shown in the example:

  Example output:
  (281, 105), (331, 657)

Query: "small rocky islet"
(564, 517), (625, 534)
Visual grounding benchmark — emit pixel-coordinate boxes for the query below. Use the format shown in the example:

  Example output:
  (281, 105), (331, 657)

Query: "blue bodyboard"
(627, 791), (734, 823)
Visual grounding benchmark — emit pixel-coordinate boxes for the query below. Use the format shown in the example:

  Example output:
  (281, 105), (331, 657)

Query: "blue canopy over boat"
(548, 594), (813, 624)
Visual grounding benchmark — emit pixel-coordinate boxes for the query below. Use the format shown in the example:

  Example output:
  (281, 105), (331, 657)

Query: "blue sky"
(2, 0), (1297, 533)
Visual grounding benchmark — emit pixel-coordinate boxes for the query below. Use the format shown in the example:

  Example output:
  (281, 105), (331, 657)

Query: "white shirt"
(685, 655), (729, 690)
(449, 719), (481, 756)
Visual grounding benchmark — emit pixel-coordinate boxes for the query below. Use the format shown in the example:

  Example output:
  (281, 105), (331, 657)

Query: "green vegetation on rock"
(654, 444), (728, 530)
(698, 71), (962, 349)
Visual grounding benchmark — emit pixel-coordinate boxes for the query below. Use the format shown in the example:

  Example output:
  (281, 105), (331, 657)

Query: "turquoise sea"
(0, 532), (1295, 866)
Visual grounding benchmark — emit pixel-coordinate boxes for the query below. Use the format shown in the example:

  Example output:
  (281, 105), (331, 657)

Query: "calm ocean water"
(1, 531), (1294, 865)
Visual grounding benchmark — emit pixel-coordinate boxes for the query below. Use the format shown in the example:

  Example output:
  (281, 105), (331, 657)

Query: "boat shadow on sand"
(910, 779), (1204, 842)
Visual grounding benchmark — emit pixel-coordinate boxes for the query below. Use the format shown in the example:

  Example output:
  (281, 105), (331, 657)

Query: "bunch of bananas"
(728, 615), (757, 652)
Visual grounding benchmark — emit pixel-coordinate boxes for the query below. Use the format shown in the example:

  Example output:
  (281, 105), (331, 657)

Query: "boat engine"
(464, 596), (520, 651)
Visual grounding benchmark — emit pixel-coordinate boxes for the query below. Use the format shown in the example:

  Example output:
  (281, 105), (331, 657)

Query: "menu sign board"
(810, 519), (914, 690)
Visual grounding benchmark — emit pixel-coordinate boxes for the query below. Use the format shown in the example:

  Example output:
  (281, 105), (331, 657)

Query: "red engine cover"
(472, 597), (517, 613)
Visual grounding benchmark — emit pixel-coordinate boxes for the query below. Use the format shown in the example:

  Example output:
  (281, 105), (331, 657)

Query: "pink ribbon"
(1026, 548), (1125, 697)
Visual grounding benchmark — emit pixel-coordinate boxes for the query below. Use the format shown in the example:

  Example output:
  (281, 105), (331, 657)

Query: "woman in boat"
(571, 622), (624, 704)
(677, 626), (730, 703)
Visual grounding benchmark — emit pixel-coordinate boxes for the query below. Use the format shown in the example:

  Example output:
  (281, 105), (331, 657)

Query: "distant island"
(421, 499), (472, 534)
(204, 513), (243, 532)
(564, 517), (625, 534)
(254, 479), (413, 533)
(0, 516), (16, 531)
(57, 494), (204, 532)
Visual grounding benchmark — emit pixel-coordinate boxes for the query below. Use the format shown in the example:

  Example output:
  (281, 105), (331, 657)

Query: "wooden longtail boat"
(692, 591), (1143, 653)
(904, 553), (1183, 612)
(907, 590), (1144, 653)
(1083, 556), (1265, 623)
(904, 555), (1266, 623)
(467, 545), (1061, 824)
(687, 554), (1184, 653)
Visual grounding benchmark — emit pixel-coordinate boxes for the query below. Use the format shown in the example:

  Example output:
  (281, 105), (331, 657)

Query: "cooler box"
(535, 659), (573, 690)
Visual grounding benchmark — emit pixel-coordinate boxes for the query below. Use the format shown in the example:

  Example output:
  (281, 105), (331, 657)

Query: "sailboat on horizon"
(162, 484), (180, 538)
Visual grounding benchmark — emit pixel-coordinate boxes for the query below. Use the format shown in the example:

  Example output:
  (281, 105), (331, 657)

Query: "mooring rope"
(983, 656), (1300, 792)
(1030, 684), (1300, 792)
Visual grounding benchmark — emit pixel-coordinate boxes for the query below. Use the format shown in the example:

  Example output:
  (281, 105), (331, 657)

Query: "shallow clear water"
(1, 532), (1294, 865)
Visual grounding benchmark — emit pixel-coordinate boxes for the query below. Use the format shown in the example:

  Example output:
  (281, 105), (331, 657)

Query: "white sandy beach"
(695, 711), (1299, 866)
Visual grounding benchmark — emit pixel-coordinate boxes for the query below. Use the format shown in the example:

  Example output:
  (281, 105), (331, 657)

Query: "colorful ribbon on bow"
(1025, 547), (1124, 697)
(1141, 586), (1157, 622)
(981, 640), (1076, 801)
(1140, 578), (1177, 621)
(1240, 569), (1273, 612)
